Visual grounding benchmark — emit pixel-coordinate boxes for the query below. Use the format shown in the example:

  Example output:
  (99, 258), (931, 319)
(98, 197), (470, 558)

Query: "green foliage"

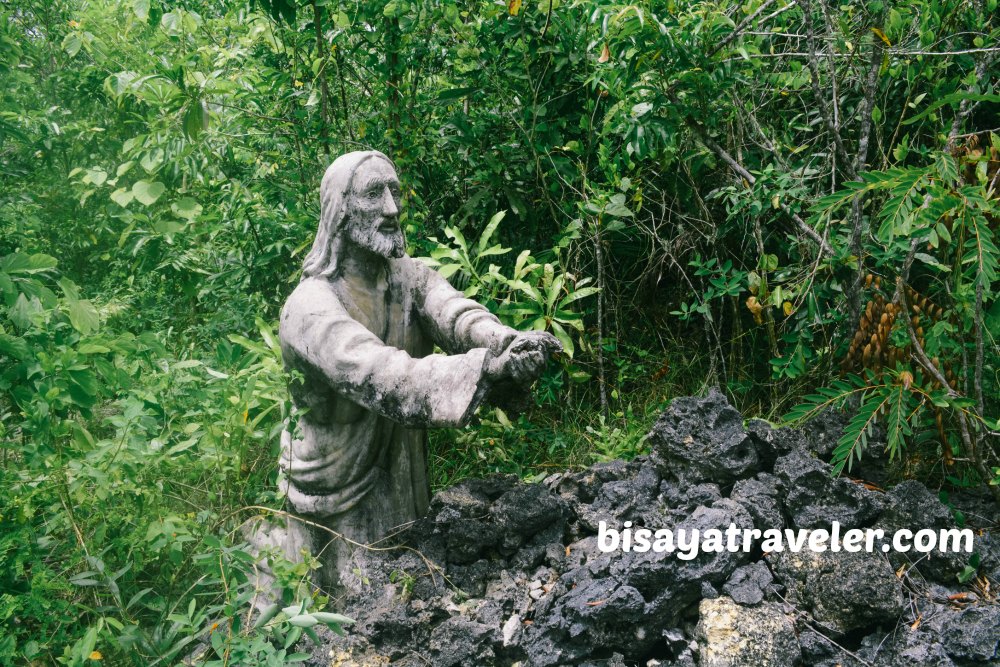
(2, 0), (999, 659)
(788, 140), (1000, 483)
(422, 212), (597, 358)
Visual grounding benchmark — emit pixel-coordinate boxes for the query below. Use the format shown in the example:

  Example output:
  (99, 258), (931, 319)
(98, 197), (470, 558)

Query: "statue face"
(344, 159), (405, 259)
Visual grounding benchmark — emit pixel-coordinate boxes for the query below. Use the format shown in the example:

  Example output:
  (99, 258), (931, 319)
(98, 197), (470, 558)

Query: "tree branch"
(848, 23), (886, 317)
(696, 130), (835, 257)
(898, 277), (1000, 504)
(799, 0), (855, 180)
(708, 0), (779, 58)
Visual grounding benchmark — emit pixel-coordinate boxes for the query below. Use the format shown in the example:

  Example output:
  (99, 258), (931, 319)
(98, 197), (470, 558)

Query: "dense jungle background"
(1, 0), (998, 663)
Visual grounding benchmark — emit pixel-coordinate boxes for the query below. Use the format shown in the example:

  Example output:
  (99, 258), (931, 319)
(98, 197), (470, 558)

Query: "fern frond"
(964, 211), (998, 288)
(884, 384), (914, 462)
(781, 374), (869, 426)
(830, 388), (892, 476)
(875, 169), (927, 242)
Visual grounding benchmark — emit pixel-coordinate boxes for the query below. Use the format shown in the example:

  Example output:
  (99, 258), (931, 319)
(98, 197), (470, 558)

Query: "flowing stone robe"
(275, 253), (518, 590)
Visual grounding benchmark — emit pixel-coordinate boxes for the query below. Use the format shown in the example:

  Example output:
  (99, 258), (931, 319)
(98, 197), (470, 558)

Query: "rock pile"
(306, 389), (1000, 667)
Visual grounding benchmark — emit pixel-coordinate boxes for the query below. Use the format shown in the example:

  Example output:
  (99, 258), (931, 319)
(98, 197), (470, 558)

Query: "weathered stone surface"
(875, 480), (969, 584)
(854, 627), (956, 667)
(730, 473), (783, 531)
(774, 449), (884, 529)
(294, 390), (997, 667)
(745, 419), (802, 469)
(694, 596), (801, 667)
(428, 617), (500, 667)
(770, 546), (905, 635)
(648, 387), (759, 486)
(722, 562), (774, 606)
(940, 605), (1000, 662)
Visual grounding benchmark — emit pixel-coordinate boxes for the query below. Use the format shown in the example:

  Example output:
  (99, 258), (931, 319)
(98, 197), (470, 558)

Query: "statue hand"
(508, 330), (562, 358)
(485, 330), (562, 385)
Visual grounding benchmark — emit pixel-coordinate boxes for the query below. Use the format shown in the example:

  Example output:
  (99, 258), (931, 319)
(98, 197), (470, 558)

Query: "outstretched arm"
(411, 258), (519, 356)
(280, 278), (491, 427)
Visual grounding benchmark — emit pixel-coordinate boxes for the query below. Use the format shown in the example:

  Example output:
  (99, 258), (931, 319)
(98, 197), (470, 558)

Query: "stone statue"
(259, 150), (560, 596)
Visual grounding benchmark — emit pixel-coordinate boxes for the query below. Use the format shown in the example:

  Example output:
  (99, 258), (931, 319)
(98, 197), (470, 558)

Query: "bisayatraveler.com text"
(597, 521), (974, 559)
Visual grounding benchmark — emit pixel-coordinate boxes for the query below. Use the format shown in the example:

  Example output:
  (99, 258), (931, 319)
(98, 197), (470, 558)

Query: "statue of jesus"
(269, 150), (560, 595)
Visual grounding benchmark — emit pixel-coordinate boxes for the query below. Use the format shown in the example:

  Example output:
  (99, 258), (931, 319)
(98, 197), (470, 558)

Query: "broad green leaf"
(111, 188), (134, 207)
(550, 321), (574, 358)
(86, 168), (108, 186)
(67, 299), (100, 335)
(438, 263), (462, 279)
(8, 294), (40, 331)
(58, 277), (80, 300)
(559, 287), (601, 308)
(132, 180), (166, 206)
(0, 252), (58, 274)
(171, 197), (202, 220)
(63, 32), (83, 57)
(311, 612), (355, 626)
(0, 333), (30, 360)
(478, 210), (506, 255)
(288, 614), (318, 628)
(436, 87), (476, 102)
(183, 100), (208, 139)
(77, 342), (111, 354)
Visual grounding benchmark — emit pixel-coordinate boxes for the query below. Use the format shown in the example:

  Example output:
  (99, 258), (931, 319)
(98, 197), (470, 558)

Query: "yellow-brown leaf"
(871, 27), (891, 46)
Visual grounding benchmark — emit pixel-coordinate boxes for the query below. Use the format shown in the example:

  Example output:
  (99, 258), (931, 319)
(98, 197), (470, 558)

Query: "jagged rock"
(875, 481), (969, 584)
(694, 596), (801, 667)
(722, 562), (774, 605)
(854, 627), (956, 667)
(940, 605), (1000, 662)
(648, 388), (759, 486)
(796, 627), (850, 667)
(428, 617), (500, 667)
(770, 545), (905, 635)
(729, 473), (784, 532)
(661, 482), (723, 512)
(578, 653), (627, 667)
(774, 449), (884, 529)
(575, 460), (662, 532)
(745, 419), (805, 469)
(518, 499), (755, 664)
(299, 391), (997, 667)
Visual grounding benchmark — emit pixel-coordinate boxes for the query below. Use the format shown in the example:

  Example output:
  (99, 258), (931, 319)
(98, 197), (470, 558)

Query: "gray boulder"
(723, 561), (774, 605)
(774, 449), (884, 529)
(648, 388), (759, 486)
(694, 596), (801, 667)
(941, 605), (1000, 662)
(770, 545), (905, 635)
(730, 473), (784, 531)
(876, 481), (970, 584)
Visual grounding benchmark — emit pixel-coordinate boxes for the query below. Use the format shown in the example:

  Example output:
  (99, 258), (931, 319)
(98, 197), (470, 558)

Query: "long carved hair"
(300, 150), (396, 280)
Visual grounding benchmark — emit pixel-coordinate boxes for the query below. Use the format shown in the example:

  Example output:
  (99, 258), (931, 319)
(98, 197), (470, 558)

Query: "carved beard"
(345, 219), (406, 259)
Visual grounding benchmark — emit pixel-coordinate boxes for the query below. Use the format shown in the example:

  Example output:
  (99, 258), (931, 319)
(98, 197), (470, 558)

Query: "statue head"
(301, 150), (405, 280)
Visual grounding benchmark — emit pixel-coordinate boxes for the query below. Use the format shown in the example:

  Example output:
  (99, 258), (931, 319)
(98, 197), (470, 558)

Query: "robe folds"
(277, 254), (518, 556)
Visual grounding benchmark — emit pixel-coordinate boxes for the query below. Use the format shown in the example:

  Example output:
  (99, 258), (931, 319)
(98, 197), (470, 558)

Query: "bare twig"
(947, 52), (996, 149)
(591, 220), (610, 421)
(312, 0), (332, 158)
(696, 130), (836, 257)
(709, 0), (778, 57)
(799, 0), (855, 180)
(848, 23), (886, 318)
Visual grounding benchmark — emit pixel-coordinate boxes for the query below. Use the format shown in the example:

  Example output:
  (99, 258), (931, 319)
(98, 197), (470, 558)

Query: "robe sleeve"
(280, 278), (491, 428)
(410, 258), (519, 355)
